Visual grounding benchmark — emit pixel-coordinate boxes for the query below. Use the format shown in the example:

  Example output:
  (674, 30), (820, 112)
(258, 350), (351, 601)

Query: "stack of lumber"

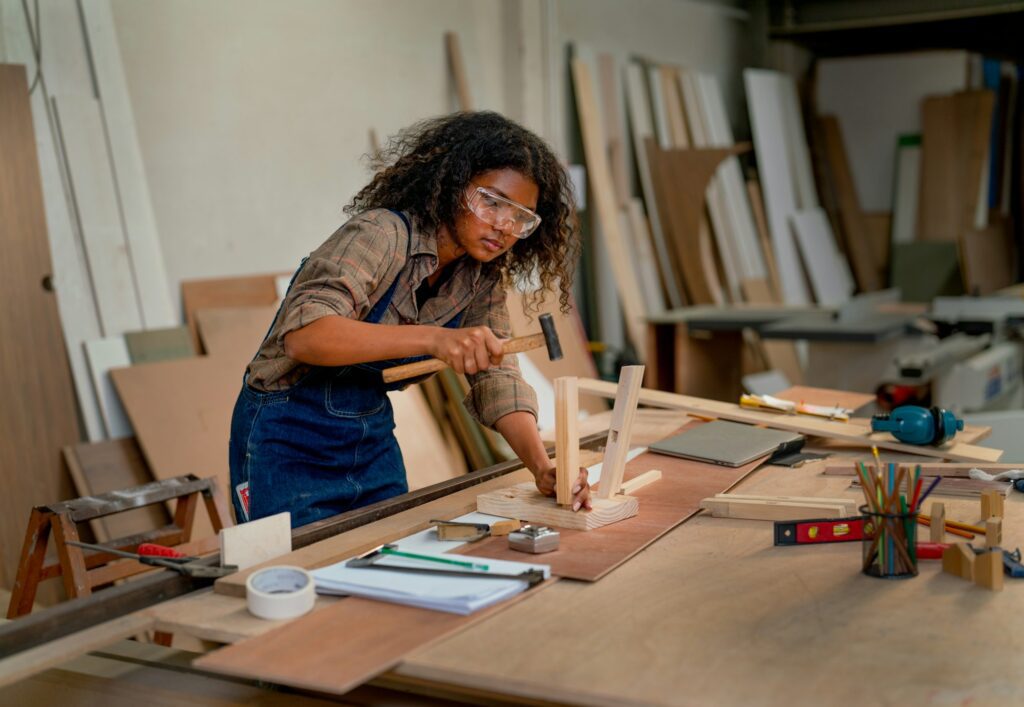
(815, 51), (1020, 299)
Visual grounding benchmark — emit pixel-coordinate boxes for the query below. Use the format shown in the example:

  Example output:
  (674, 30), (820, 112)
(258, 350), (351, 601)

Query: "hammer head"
(538, 313), (563, 361)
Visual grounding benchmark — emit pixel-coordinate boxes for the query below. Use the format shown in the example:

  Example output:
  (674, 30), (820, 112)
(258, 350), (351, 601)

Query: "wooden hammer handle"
(381, 333), (545, 383)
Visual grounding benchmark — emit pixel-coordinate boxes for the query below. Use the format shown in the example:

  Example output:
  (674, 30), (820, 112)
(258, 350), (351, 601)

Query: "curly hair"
(346, 111), (579, 314)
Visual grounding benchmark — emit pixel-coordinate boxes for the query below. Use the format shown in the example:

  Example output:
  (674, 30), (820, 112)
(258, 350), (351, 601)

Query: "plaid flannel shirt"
(245, 209), (538, 428)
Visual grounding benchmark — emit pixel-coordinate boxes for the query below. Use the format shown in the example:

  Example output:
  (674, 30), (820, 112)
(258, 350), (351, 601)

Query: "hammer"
(381, 312), (562, 383)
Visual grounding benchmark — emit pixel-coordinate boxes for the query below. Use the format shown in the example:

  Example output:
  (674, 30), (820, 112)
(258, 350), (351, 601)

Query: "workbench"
(2, 405), (1020, 706)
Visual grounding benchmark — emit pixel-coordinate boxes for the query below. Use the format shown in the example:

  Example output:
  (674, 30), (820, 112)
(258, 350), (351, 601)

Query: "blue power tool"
(870, 405), (965, 446)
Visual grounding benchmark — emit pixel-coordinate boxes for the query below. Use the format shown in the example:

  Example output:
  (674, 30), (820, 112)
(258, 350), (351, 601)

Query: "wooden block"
(974, 549), (1004, 591)
(596, 365), (645, 499)
(219, 512), (292, 571)
(930, 502), (946, 543)
(981, 489), (1004, 519)
(489, 519), (520, 536)
(477, 483), (639, 532)
(618, 469), (662, 495)
(715, 493), (858, 512)
(554, 377), (579, 507)
(942, 543), (975, 581)
(435, 523), (487, 541)
(699, 497), (853, 521)
(985, 518), (1002, 549)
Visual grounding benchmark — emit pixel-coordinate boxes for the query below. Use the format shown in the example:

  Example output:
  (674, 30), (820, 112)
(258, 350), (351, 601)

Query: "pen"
(380, 545), (490, 571)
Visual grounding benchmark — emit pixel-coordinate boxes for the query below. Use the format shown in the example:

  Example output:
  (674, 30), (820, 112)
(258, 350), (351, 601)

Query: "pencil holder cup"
(860, 505), (918, 579)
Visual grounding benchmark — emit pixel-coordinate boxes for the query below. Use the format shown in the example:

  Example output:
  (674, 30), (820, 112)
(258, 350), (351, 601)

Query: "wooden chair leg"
(52, 512), (91, 599)
(7, 508), (52, 618)
(173, 492), (199, 543)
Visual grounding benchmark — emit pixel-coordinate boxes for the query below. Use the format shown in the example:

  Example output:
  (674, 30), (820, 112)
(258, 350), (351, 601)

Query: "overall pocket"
(325, 367), (388, 418)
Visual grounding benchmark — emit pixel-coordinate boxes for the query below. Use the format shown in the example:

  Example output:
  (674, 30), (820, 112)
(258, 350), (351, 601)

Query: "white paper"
(312, 552), (550, 615)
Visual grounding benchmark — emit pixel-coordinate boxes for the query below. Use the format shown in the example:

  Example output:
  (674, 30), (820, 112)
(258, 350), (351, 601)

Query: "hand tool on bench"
(382, 312), (562, 383)
(431, 518), (521, 542)
(67, 540), (237, 579)
(346, 546), (546, 587)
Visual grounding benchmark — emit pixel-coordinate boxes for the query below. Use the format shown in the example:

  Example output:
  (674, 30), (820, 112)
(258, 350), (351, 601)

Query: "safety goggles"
(465, 186), (542, 239)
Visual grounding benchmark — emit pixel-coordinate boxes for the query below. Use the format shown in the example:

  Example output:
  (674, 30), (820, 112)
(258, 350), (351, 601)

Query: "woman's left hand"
(534, 466), (592, 512)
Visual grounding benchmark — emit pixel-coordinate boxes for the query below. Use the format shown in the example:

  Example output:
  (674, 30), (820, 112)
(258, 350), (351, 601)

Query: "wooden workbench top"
(393, 451), (1024, 706)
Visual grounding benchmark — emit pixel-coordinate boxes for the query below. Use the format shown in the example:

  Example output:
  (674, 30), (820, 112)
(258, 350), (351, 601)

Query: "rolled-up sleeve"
(461, 279), (539, 428)
(275, 211), (403, 345)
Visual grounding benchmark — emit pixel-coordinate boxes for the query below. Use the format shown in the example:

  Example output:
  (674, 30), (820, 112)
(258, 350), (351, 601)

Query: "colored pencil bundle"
(855, 448), (937, 578)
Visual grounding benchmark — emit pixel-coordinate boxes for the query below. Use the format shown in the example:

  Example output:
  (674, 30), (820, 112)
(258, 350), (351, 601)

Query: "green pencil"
(380, 545), (490, 572)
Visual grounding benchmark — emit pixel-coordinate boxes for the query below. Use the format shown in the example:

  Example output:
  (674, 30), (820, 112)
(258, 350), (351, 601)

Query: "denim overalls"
(228, 212), (465, 528)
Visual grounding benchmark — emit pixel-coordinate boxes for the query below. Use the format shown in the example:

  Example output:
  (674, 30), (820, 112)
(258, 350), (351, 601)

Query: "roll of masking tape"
(246, 565), (315, 620)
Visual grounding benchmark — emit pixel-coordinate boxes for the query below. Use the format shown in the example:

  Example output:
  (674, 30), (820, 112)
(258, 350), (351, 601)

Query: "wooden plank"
(619, 469), (662, 495)
(741, 279), (803, 385)
(596, 365), (645, 498)
(790, 207), (855, 306)
(391, 385), (470, 489)
(624, 62), (684, 308)
(597, 53), (630, 208)
(0, 64), (81, 601)
(463, 448), (766, 581)
(700, 497), (855, 521)
(571, 57), (648, 358)
(744, 69), (812, 305)
(627, 197), (669, 316)
(746, 179), (782, 299)
(62, 438), (167, 544)
(477, 483), (638, 531)
(80, 0), (176, 329)
(817, 115), (884, 292)
(219, 513), (291, 571)
(576, 379), (1003, 463)
(0, 612), (152, 689)
(961, 215), (1015, 295)
(554, 377), (579, 506)
(918, 91), (995, 242)
(696, 73), (768, 283)
(53, 94), (143, 335)
(83, 336), (133, 439)
(0, 6), (105, 442)
(850, 476), (1008, 498)
(195, 582), (556, 696)
(444, 31), (473, 111)
(774, 385), (874, 412)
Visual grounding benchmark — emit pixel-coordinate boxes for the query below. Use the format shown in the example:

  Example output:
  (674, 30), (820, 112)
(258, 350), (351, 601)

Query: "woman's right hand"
(430, 326), (504, 375)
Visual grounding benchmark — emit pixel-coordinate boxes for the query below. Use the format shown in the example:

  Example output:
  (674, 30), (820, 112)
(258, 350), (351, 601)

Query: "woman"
(229, 111), (591, 527)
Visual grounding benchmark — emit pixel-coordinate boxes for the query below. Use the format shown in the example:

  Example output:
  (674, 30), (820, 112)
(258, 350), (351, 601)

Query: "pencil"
(916, 515), (976, 540)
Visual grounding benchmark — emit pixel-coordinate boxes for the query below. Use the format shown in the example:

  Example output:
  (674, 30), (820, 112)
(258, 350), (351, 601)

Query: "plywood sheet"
(124, 326), (195, 364)
(111, 355), (241, 539)
(0, 64), (80, 599)
(918, 90), (995, 243)
(774, 386), (874, 413)
(816, 51), (970, 212)
(181, 274), (286, 353)
(194, 306), (276, 364)
(83, 336), (133, 439)
(194, 582), (555, 696)
(462, 447), (766, 581)
(744, 70), (812, 305)
(790, 208), (855, 306)
(817, 116), (884, 292)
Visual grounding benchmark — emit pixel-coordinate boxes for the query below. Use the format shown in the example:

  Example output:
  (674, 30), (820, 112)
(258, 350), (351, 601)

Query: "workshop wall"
(102, 0), (750, 312)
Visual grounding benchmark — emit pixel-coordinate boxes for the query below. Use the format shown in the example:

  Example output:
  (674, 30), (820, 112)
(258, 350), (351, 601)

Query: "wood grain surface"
(0, 65), (81, 601)
(463, 449), (766, 581)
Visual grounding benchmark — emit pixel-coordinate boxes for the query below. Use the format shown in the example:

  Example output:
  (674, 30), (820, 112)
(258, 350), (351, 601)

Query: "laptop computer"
(649, 420), (804, 468)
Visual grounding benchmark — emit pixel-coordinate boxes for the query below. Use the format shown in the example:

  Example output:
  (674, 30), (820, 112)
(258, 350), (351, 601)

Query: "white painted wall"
(110, 0), (506, 306)
(98, 0), (749, 309)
